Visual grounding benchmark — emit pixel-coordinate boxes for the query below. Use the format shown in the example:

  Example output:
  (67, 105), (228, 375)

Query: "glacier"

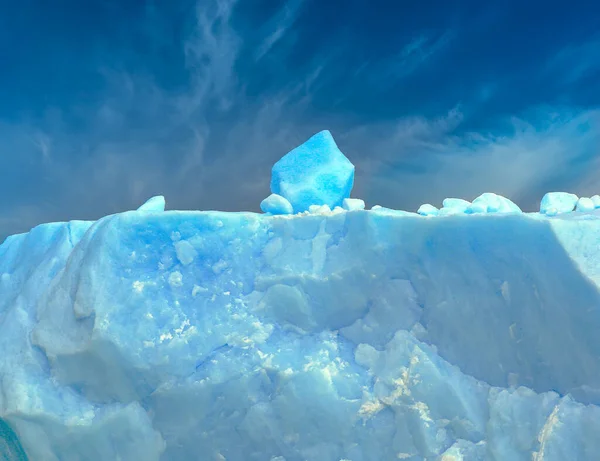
(2, 132), (600, 460)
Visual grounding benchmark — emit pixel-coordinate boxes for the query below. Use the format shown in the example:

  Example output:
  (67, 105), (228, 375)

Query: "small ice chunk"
(540, 192), (578, 215)
(471, 193), (521, 214)
(576, 197), (595, 212)
(342, 198), (365, 211)
(442, 198), (471, 212)
(308, 204), (332, 214)
(270, 130), (355, 213)
(260, 194), (293, 215)
(137, 196), (166, 212)
(592, 195), (600, 208)
(417, 204), (439, 216)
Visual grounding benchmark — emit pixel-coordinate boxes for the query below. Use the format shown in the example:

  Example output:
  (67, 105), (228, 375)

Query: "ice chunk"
(137, 196), (166, 212)
(470, 192), (522, 214)
(260, 194), (294, 215)
(342, 198), (365, 211)
(442, 198), (471, 212)
(308, 204), (332, 214)
(592, 195), (600, 208)
(417, 204), (439, 216)
(540, 192), (578, 215)
(576, 197), (595, 212)
(270, 130), (355, 213)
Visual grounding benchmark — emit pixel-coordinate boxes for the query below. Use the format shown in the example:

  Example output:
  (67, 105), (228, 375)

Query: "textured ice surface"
(2, 131), (600, 459)
(270, 130), (355, 212)
(2, 205), (600, 460)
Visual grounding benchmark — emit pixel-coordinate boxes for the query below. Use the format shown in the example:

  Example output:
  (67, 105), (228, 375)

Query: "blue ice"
(1, 131), (600, 460)
(270, 130), (355, 213)
(540, 192), (579, 215)
(260, 194), (294, 215)
(417, 203), (439, 216)
(342, 198), (366, 211)
(138, 196), (166, 212)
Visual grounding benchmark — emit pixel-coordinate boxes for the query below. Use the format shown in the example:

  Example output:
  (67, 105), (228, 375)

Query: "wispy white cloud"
(350, 29), (454, 88)
(254, 0), (304, 61)
(545, 35), (600, 86)
(349, 108), (600, 211)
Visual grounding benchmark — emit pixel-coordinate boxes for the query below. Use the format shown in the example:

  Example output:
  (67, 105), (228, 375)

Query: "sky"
(1, 0), (600, 240)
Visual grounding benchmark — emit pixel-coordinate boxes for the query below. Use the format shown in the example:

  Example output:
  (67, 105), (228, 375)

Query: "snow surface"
(2, 131), (600, 460)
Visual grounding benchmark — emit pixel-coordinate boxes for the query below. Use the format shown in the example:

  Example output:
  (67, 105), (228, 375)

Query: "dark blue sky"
(1, 0), (600, 239)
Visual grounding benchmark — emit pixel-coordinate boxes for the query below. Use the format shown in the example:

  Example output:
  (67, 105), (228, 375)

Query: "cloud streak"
(349, 108), (600, 211)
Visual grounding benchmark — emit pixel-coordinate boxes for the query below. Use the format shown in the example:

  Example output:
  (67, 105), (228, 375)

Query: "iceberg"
(1, 130), (600, 460)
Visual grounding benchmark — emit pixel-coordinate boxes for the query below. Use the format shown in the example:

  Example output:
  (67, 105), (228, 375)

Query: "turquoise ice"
(540, 192), (578, 215)
(260, 194), (294, 215)
(270, 130), (355, 213)
(138, 195), (166, 212)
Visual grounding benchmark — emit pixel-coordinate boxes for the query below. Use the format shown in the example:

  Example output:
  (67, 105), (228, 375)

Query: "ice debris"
(540, 192), (579, 215)
(308, 204), (332, 214)
(270, 130), (355, 213)
(260, 194), (294, 215)
(471, 192), (522, 213)
(342, 198), (365, 211)
(442, 198), (471, 212)
(576, 197), (595, 212)
(417, 204), (439, 216)
(137, 195), (166, 212)
(418, 193), (521, 216)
